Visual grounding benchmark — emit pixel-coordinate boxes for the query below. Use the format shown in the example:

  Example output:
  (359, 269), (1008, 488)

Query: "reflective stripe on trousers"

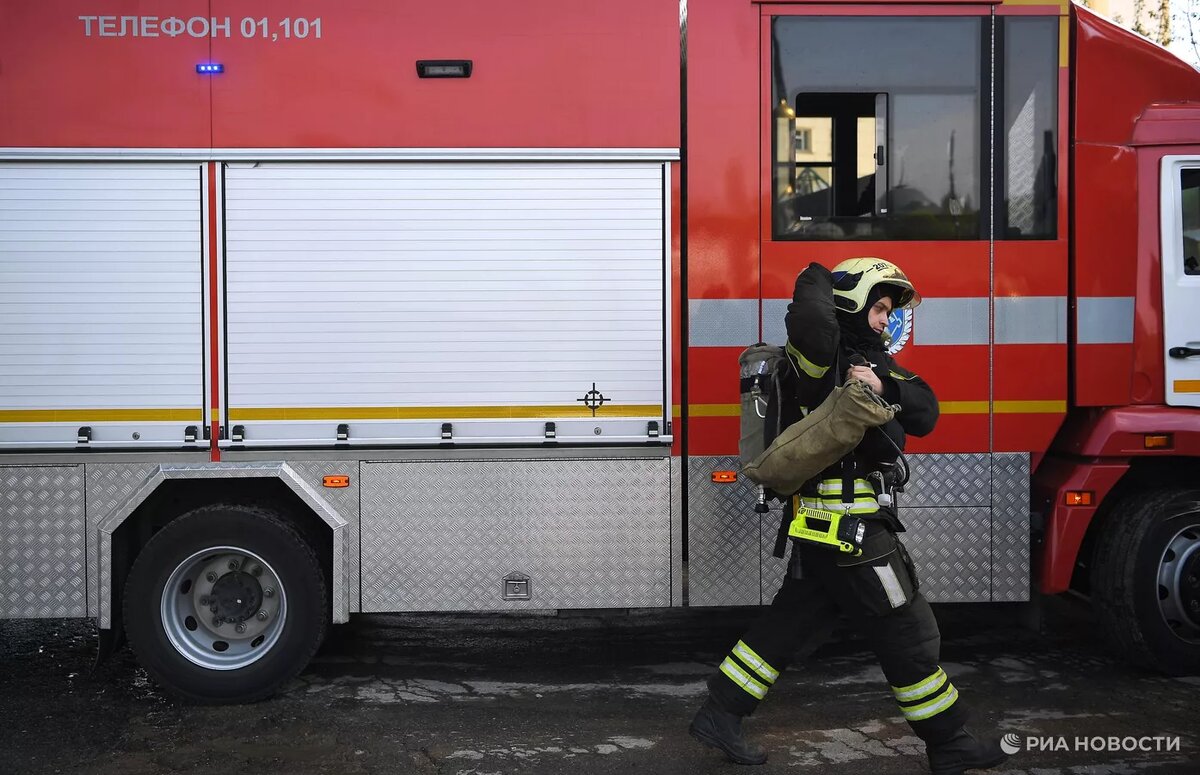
(718, 640), (779, 700)
(892, 666), (960, 722)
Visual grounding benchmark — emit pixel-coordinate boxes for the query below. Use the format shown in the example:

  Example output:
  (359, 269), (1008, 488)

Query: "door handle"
(1168, 346), (1200, 359)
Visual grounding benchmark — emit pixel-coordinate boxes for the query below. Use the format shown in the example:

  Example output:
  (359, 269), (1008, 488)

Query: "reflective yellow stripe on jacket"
(800, 477), (879, 515)
(786, 341), (829, 379)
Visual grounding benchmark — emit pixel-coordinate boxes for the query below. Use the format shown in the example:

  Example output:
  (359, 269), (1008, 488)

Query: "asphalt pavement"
(0, 595), (1196, 774)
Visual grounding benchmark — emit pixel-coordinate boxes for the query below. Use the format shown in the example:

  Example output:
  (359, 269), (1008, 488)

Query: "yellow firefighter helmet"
(830, 257), (921, 313)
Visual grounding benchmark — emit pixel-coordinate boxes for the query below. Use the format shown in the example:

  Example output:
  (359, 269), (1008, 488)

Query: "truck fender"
(95, 463), (349, 628)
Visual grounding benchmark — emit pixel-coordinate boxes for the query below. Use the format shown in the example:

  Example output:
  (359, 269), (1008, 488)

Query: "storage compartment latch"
(502, 573), (531, 601)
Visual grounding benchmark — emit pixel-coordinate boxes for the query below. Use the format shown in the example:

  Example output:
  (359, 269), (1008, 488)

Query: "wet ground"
(0, 595), (1196, 774)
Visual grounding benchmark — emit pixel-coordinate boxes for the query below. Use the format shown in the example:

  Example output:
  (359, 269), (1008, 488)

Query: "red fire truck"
(1, 0), (1198, 702)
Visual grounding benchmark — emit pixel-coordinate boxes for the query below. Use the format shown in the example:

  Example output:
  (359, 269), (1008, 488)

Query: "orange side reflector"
(1064, 490), (1093, 507)
(712, 470), (738, 483)
(323, 475), (350, 488)
(1144, 434), (1173, 449)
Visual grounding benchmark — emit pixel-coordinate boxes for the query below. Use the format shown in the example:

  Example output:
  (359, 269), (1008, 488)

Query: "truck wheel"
(123, 504), (328, 703)
(1092, 488), (1200, 675)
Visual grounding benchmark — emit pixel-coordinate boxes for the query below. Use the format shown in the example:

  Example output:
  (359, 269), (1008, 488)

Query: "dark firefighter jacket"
(781, 262), (940, 493)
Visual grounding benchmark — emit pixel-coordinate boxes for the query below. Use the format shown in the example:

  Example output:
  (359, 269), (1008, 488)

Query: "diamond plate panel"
(687, 456), (761, 607)
(671, 456), (684, 606)
(992, 452), (1030, 601)
(685, 454), (1026, 606)
(901, 507), (990, 602)
(286, 461), (361, 615)
(760, 504), (789, 604)
(903, 454), (991, 507)
(0, 466), (86, 617)
(360, 457), (671, 611)
(85, 463), (160, 618)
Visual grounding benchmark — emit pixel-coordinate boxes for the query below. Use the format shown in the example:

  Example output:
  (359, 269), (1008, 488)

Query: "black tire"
(1091, 488), (1200, 675)
(123, 504), (328, 703)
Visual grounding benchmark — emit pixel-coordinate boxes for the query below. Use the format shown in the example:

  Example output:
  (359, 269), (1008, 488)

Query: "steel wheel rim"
(160, 546), (287, 670)
(1156, 523), (1200, 645)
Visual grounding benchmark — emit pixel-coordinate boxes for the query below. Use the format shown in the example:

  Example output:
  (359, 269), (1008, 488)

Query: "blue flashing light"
(196, 63), (225, 74)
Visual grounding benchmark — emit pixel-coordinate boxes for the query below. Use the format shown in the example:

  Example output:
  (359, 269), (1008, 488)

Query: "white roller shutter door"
(0, 163), (204, 449)
(223, 162), (669, 446)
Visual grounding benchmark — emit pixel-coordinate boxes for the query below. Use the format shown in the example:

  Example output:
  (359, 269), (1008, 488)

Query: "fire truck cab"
(685, 0), (1200, 677)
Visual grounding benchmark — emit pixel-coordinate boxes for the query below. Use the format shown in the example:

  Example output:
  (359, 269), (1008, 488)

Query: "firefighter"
(688, 259), (1007, 774)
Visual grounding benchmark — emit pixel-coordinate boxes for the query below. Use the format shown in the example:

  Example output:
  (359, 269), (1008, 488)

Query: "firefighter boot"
(688, 699), (768, 765)
(925, 728), (1008, 775)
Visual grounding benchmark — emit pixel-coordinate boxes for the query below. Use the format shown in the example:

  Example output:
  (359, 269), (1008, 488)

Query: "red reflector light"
(1144, 434), (1173, 449)
(323, 475), (350, 488)
(1064, 491), (1093, 507)
(712, 470), (738, 483)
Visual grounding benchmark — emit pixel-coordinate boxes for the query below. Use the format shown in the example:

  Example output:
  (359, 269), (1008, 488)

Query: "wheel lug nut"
(257, 610), (268, 621)
(1190, 600), (1200, 612)
(235, 623), (246, 634)
(264, 588), (275, 598)
(206, 572), (217, 582)
(251, 566), (263, 577)
(228, 560), (240, 571)
(212, 617), (222, 626)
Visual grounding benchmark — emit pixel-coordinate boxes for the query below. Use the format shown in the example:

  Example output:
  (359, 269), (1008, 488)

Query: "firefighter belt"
(742, 379), (896, 496)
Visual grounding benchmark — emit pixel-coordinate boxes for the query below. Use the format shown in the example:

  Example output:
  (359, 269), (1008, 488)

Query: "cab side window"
(771, 17), (984, 241)
(1001, 17), (1058, 240)
(1181, 169), (1200, 276)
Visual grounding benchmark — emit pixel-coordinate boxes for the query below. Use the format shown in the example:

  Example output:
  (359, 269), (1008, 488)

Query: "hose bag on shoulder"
(742, 379), (896, 496)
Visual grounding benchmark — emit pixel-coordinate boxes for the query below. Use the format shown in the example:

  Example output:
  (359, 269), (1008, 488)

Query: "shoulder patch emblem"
(885, 308), (912, 356)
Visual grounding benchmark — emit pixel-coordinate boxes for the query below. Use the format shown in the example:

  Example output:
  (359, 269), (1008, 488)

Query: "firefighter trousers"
(707, 524), (970, 743)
